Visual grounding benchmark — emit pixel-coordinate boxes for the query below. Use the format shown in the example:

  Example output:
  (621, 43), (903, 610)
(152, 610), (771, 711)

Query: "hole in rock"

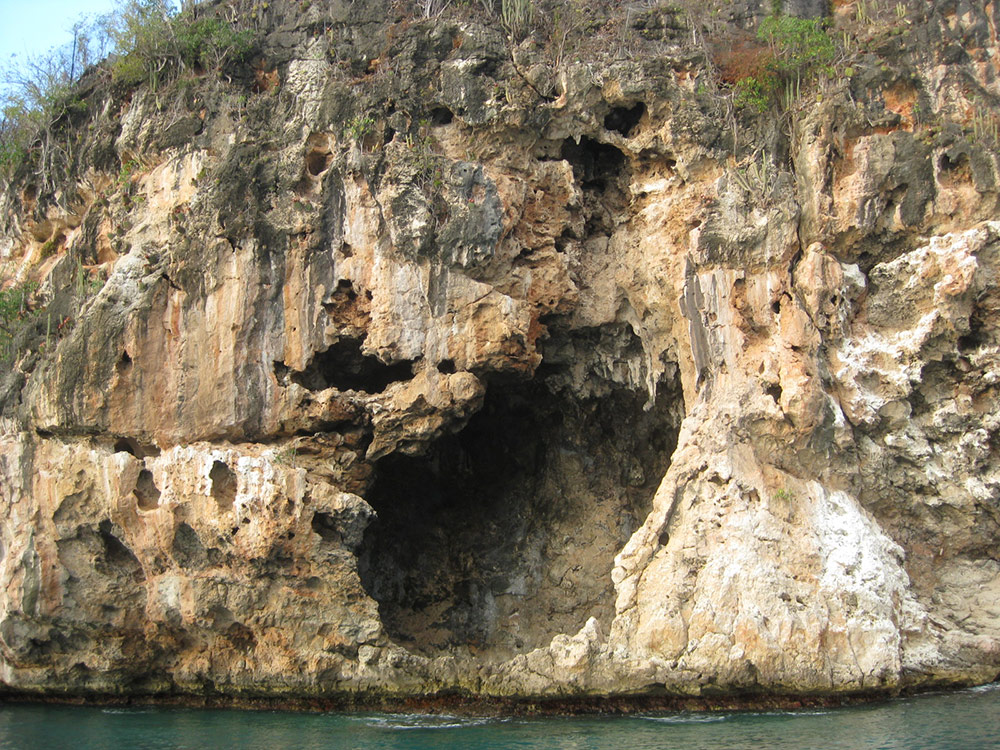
(304, 133), (334, 176)
(765, 383), (782, 403)
(960, 311), (990, 350)
(938, 151), (970, 186)
(133, 469), (161, 510)
(430, 106), (454, 125)
(560, 136), (627, 191)
(306, 149), (332, 176)
(321, 279), (362, 320)
(604, 102), (645, 137)
(560, 137), (630, 237)
(437, 359), (456, 374)
(289, 337), (416, 393)
(115, 438), (138, 457)
(98, 520), (142, 576)
(115, 436), (159, 458)
(358, 374), (682, 658)
(311, 512), (341, 544)
(116, 351), (132, 376)
(210, 461), (237, 512)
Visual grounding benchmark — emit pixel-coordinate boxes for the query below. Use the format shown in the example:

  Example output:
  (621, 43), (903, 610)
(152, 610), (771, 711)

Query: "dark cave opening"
(357, 371), (683, 658)
(560, 136), (627, 191)
(559, 136), (630, 237)
(429, 106), (455, 125)
(287, 337), (416, 393)
(604, 102), (646, 137)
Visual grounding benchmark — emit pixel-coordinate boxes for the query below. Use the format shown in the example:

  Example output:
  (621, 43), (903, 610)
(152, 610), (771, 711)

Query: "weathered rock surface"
(1, 0), (1000, 703)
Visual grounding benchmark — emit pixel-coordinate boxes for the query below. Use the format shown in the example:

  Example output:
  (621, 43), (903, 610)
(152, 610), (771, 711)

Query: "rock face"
(1, 0), (999, 702)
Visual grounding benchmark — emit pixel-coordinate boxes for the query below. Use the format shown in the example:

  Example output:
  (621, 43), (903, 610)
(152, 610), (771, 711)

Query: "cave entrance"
(357, 370), (683, 659)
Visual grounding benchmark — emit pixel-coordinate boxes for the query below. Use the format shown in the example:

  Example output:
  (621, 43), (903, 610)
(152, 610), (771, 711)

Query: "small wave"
(966, 682), (1000, 694)
(743, 710), (833, 718)
(641, 714), (730, 724)
(101, 708), (155, 715)
(354, 713), (492, 730)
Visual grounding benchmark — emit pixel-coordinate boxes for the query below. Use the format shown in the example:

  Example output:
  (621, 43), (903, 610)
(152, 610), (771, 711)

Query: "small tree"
(757, 14), (835, 94)
(105, 0), (178, 89)
(731, 13), (835, 113)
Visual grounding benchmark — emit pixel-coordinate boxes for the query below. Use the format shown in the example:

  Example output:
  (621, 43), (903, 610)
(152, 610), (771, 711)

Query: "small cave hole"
(116, 351), (133, 376)
(939, 152), (968, 172)
(938, 151), (971, 185)
(958, 316), (989, 351)
(437, 359), (456, 374)
(133, 469), (161, 511)
(210, 461), (237, 513)
(306, 148), (333, 177)
(321, 280), (360, 316)
(765, 383), (783, 403)
(340, 242), (353, 258)
(658, 531), (670, 547)
(560, 136), (627, 191)
(115, 436), (159, 458)
(98, 520), (142, 574)
(604, 102), (646, 137)
(114, 438), (138, 457)
(311, 511), (341, 544)
(289, 337), (415, 394)
(429, 106), (454, 125)
(274, 361), (290, 386)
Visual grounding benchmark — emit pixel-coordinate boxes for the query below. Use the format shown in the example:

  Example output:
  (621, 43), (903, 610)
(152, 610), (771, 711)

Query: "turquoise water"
(1, 684), (998, 749)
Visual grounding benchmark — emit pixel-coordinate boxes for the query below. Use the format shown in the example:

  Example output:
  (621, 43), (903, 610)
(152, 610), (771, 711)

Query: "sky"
(0, 0), (120, 69)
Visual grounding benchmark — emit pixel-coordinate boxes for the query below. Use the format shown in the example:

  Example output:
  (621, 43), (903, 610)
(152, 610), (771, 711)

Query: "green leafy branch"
(733, 13), (835, 114)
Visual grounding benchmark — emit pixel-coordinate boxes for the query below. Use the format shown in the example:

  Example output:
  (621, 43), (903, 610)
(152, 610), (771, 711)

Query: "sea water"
(1, 683), (998, 750)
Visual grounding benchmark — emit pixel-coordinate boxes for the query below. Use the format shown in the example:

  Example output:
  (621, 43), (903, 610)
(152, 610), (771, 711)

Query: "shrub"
(757, 14), (835, 89)
(174, 16), (256, 72)
(107, 0), (176, 89)
(734, 75), (777, 114)
(728, 13), (835, 113)
(0, 19), (102, 181)
(109, 0), (258, 90)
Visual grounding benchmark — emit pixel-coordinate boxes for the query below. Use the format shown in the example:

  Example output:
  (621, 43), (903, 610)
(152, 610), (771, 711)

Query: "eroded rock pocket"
(285, 337), (416, 394)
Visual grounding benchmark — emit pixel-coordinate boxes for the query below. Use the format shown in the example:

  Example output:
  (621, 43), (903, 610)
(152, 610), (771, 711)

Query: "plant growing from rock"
(727, 12), (835, 114)
(0, 282), (39, 365)
(108, 0), (258, 90)
(501, 0), (534, 38)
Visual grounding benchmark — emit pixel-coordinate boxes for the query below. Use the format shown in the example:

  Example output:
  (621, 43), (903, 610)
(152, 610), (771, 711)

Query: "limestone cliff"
(1, 0), (999, 704)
